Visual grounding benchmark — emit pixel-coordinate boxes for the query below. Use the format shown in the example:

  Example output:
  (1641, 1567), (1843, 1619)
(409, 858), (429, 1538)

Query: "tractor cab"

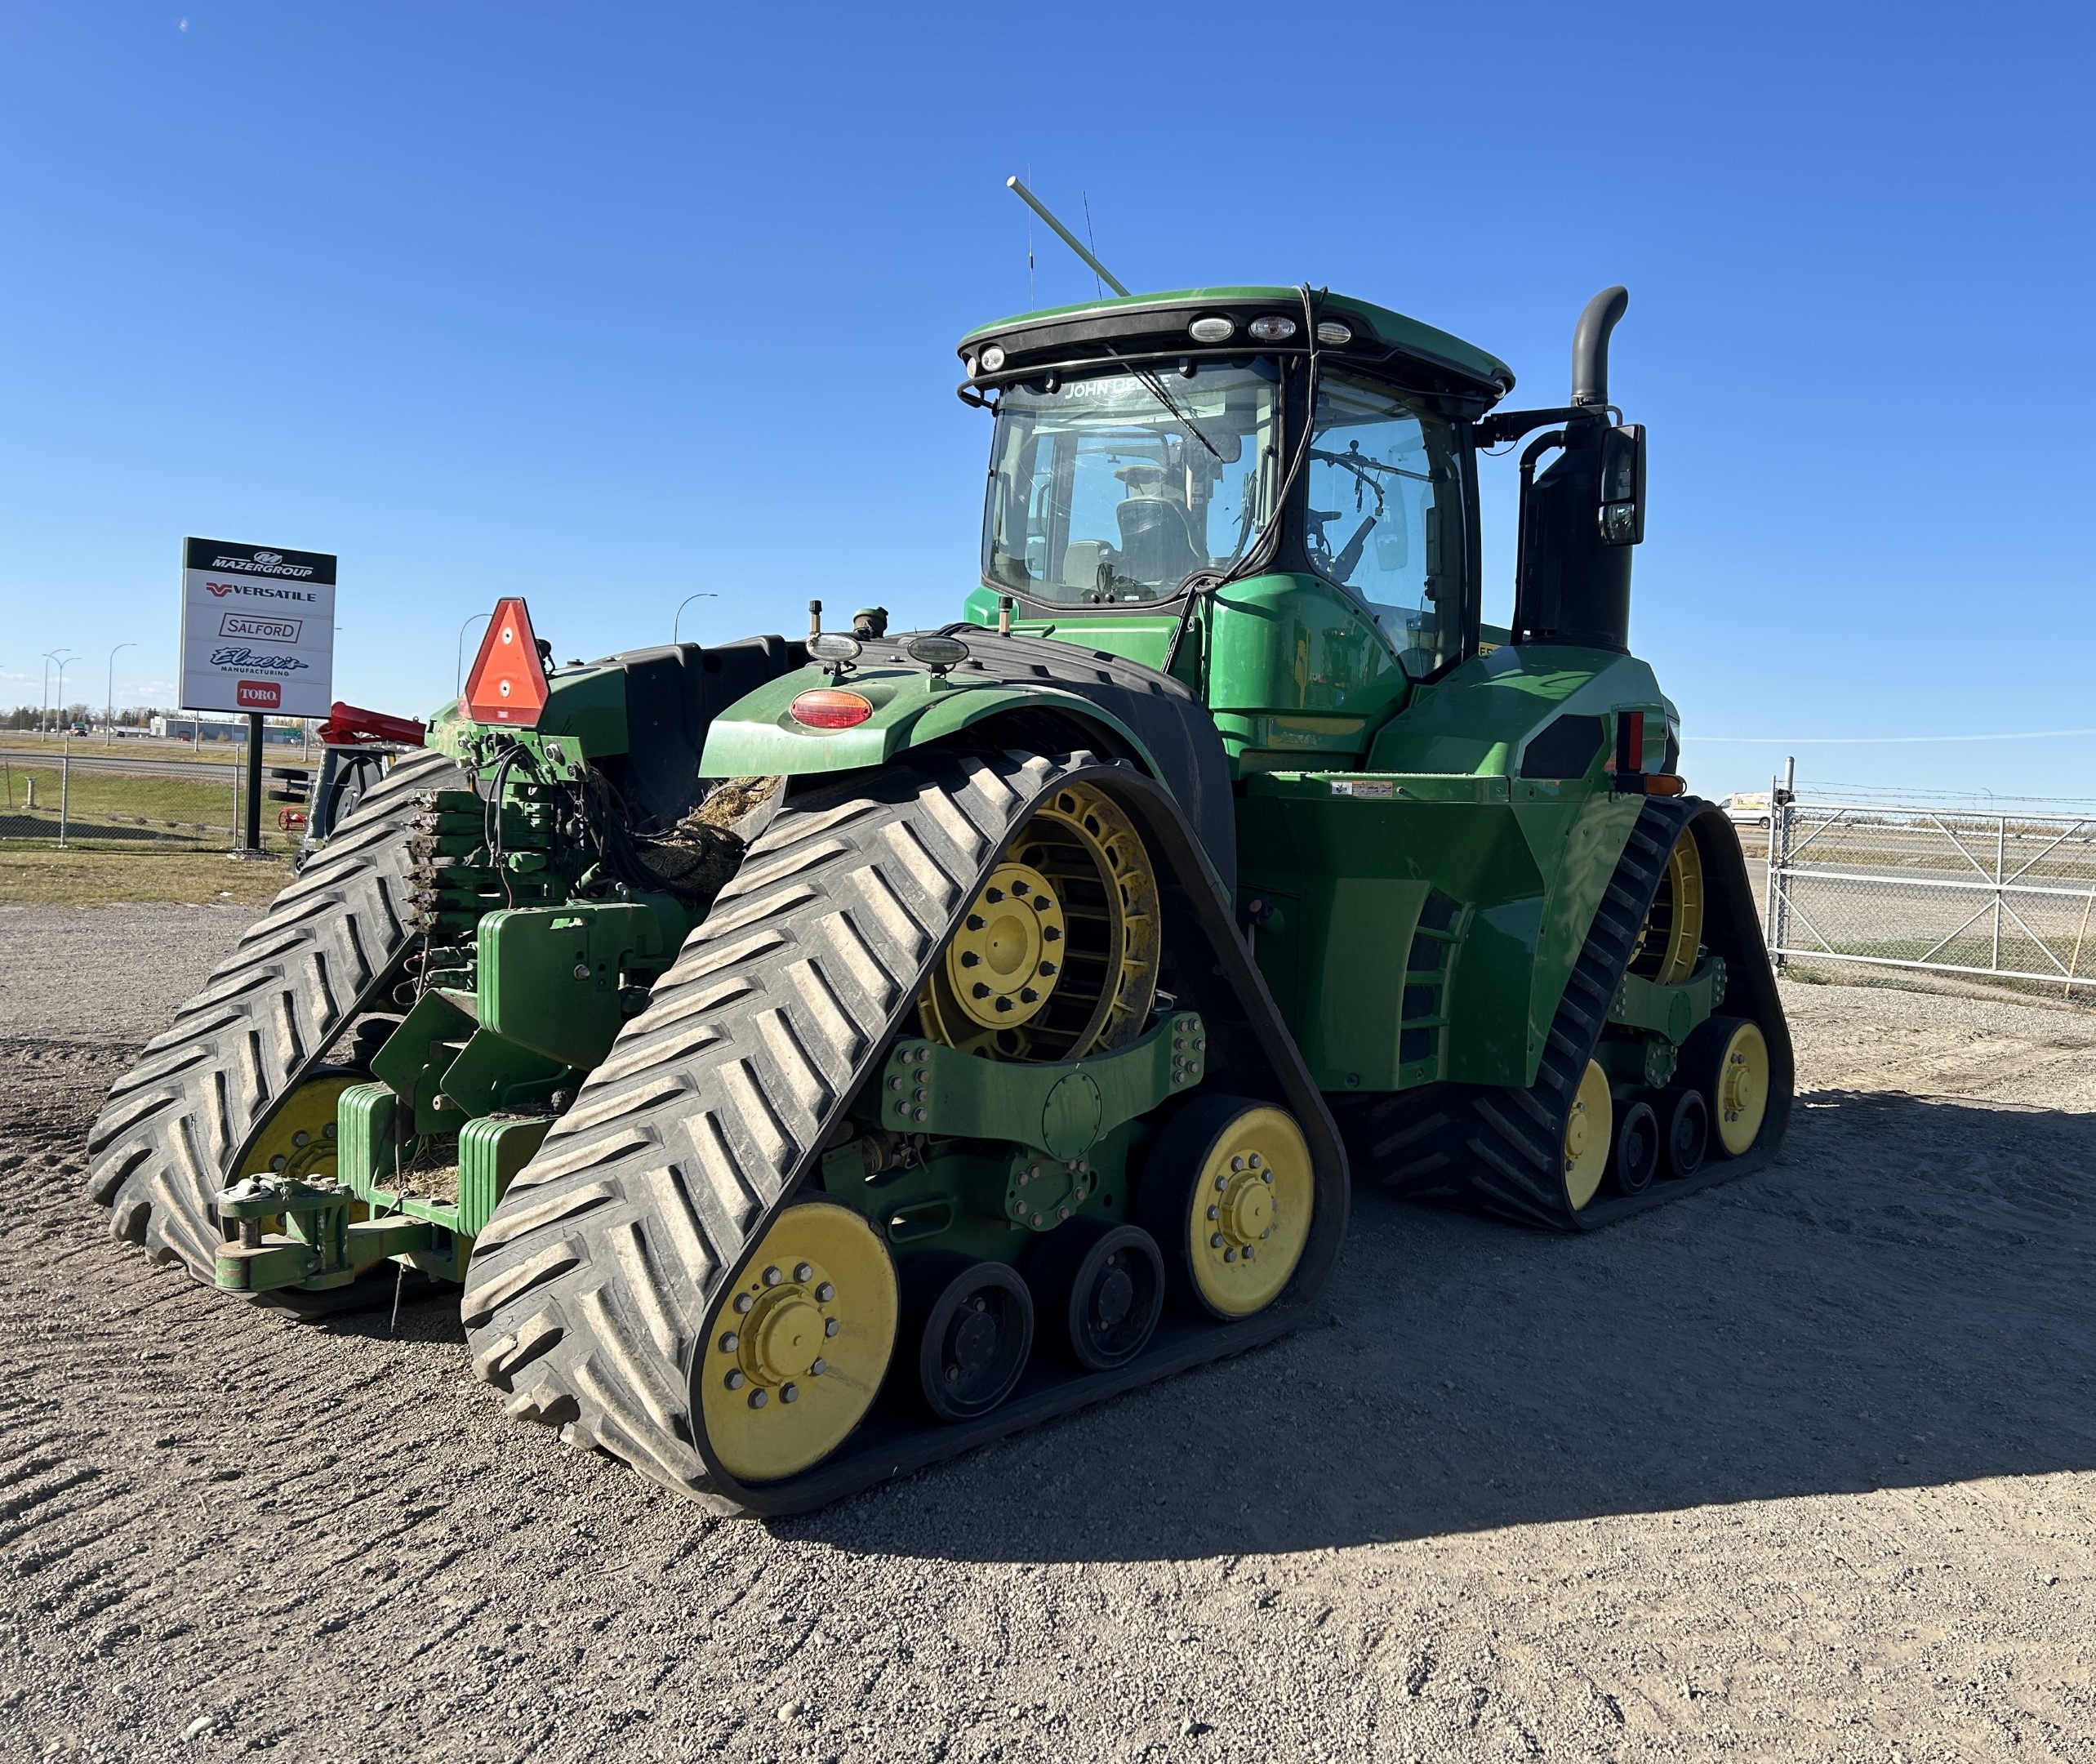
(956, 288), (1515, 768)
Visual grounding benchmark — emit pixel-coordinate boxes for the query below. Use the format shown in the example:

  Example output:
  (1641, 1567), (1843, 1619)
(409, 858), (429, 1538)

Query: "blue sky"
(2, 2), (2089, 801)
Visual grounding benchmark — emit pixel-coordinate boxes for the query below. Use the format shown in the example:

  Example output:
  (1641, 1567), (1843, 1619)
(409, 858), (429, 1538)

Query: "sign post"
(180, 538), (336, 853)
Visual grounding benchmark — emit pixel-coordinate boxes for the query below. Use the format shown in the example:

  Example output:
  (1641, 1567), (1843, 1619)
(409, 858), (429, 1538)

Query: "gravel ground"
(2, 905), (2094, 1762)
(0, 904), (255, 1038)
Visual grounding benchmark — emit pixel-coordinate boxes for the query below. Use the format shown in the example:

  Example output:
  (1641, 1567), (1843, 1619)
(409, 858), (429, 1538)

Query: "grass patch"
(0, 846), (291, 906)
(0, 759), (247, 842)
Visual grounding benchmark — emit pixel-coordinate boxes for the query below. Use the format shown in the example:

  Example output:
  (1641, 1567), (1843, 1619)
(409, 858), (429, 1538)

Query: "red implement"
(315, 702), (429, 748)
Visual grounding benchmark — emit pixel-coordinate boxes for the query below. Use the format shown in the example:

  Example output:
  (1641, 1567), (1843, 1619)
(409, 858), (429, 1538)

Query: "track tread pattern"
(460, 750), (1084, 1503)
(84, 747), (465, 1271)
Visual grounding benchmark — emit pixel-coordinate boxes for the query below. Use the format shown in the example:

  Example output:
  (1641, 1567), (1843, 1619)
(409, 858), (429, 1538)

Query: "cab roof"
(958, 285), (1515, 403)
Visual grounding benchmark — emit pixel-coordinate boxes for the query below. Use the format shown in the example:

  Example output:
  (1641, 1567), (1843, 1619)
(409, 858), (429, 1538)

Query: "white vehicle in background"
(1724, 791), (1773, 829)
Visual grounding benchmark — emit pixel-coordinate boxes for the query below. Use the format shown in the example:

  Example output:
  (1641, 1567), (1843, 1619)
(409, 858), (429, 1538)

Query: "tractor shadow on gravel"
(791, 1089), (2096, 1563)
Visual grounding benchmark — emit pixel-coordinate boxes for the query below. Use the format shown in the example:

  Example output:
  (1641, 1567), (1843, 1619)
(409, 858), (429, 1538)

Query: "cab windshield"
(984, 363), (1280, 603)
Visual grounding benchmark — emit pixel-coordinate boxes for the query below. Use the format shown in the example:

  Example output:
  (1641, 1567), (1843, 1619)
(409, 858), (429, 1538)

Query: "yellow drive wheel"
(1562, 1059), (1613, 1211)
(1631, 826), (1707, 987)
(919, 779), (1159, 1062)
(1138, 1096), (1315, 1320)
(1707, 1019), (1770, 1156)
(697, 1203), (898, 1484)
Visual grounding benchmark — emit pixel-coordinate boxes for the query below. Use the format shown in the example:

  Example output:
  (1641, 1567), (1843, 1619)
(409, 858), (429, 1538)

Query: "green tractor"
(87, 274), (1789, 1514)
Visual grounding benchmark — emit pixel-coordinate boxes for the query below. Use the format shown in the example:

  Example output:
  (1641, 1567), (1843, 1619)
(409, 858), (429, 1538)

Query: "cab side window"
(1306, 374), (1461, 675)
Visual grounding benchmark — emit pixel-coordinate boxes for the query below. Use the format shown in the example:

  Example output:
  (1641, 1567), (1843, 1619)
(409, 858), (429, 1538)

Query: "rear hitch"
(214, 1173), (434, 1295)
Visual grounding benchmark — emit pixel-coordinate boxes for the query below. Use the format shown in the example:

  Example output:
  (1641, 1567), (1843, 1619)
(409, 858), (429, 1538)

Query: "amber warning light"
(462, 598), (550, 728)
(788, 688), (873, 729)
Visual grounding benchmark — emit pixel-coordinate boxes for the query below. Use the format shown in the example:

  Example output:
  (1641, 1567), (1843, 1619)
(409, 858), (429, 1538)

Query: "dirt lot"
(3, 906), (2093, 1762)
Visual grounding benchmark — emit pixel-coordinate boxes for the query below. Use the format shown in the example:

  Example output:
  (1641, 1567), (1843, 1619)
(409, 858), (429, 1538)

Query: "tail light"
(789, 688), (874, 730)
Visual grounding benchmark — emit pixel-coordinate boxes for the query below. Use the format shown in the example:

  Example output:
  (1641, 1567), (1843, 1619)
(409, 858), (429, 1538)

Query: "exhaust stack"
(1570, 286), (1629, 408)
(1510, 287), (1646, 653)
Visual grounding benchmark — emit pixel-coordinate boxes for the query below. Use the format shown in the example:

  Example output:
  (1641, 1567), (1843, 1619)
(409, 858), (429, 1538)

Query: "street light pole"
(673, 593), (718, 647)
(456, 611), (492, 698)
(105, 642), (136, 745)
(54, 654), (74, 736)
(41, 650), (76, 742)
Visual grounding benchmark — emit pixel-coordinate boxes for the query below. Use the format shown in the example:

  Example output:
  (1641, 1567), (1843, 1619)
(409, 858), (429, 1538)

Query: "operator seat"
(1115, 497), (1202, 589)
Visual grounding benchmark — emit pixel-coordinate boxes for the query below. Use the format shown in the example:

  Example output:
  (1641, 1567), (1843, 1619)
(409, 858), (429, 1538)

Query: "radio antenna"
(1005, 176), (1128, 296)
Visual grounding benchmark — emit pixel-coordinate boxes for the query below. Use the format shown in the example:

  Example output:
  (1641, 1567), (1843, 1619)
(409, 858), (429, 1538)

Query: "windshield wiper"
(1112, 357), (1224, 464)
(1308, 444), (1434, 487)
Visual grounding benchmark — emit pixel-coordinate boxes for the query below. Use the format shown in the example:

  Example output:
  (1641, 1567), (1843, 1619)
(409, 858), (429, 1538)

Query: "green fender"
(696, 666), (1157, 780)
(697, 651), (1240, 904)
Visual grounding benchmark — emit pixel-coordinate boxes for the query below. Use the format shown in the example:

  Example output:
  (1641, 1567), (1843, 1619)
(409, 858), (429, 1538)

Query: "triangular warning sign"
(462, 598), (550, 728)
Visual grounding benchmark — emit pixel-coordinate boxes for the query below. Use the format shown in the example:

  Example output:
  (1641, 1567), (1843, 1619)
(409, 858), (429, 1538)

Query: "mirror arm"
(1475, 404), (1611, 449)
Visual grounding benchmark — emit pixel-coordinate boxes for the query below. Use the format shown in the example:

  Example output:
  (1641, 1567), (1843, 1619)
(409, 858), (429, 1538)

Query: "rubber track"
(457, 747), (1355, 1514)
(1346, 796), (1794, 1232)
(458, 751), (1107, 1505)
(83, 747), (465, 1274)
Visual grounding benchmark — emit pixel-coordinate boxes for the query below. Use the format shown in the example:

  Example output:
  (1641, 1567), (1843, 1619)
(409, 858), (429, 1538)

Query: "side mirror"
(1598, 424), (1645, 546)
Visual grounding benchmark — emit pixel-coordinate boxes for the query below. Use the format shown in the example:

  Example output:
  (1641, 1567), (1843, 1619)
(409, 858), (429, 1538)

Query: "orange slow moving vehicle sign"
(462, 599), (550, 727)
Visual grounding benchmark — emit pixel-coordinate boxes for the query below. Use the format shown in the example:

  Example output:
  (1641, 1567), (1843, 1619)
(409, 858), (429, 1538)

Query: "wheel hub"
(1225, 1183), (1271, 1242)
(748, 1290), (826, 1387)
(942, 861), (1066, 1031)
(1091, 1260), (1134, 1330)
(946, 1302), (999, 1380)
(1721, 1049), (1762, 1120)
(1216, 1156), (1275, 1253)
(723, 1263), (837, 1404)
(1564, 1101), (1592, 1165)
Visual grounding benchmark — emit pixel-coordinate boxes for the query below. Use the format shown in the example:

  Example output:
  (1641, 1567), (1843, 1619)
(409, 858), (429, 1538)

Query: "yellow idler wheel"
(919, 779), (1159, 1062)
(1561, 1059), (1613, 1211)
(1700, 1018), (1771, 1157)
(697, 1202), (898, 1484)
(1139, 1096), (1315, 1320)
(1631, 826), (1707, 987)
(229, 1069), (363, 1245)
(240, 1070), (359, 1184)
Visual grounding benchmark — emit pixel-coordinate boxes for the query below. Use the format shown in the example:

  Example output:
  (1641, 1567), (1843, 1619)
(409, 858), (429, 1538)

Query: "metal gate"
(1766, 800), (2096, 994)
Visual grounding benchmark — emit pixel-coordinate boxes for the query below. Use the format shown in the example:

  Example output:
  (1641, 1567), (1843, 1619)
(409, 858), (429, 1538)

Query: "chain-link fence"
(0, 740), (311, 854)
(1767, 800), (2096, 996)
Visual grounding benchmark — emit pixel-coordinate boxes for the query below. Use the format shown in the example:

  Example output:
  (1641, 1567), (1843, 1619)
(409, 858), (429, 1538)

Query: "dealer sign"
(179, 537), (336, 718)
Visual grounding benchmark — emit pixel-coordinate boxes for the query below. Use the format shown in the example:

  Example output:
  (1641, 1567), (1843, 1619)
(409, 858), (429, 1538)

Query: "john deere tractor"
(87, 278), (1789, 1514)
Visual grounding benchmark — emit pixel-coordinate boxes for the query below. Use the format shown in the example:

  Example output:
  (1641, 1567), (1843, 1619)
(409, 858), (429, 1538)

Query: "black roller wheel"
(1663, 1089), (1709, 1179)
(1611, 1098), (1661, 1196)
(1028, 1219), (1164, 1372)
(903, 1254), (1033, 1422)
